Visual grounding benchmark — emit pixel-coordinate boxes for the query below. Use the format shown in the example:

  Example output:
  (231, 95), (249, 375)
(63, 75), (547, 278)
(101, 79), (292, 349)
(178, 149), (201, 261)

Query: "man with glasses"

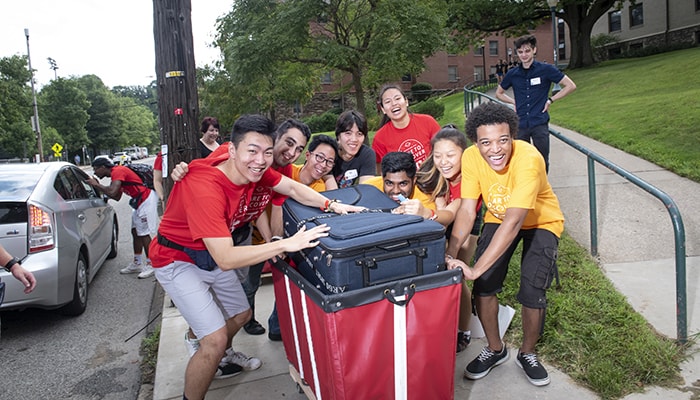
(292, 135), (339, 191)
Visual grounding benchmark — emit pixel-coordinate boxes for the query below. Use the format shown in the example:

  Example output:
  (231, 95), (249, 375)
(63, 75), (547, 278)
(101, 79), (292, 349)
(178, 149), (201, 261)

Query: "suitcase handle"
(356, 247), (427, 287)
(384, 283), (416, 306)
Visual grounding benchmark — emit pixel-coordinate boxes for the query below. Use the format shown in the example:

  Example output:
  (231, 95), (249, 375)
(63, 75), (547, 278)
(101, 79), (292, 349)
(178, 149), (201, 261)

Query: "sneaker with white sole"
(183, 331), (200, 357)
(137, 263), (154, 279)
(120, 261), (142, 274)
(516, 352), (550, 386)
(464, 344), (509, 380)
(223, 348), (262, 371)
(214, 361), (243, 379)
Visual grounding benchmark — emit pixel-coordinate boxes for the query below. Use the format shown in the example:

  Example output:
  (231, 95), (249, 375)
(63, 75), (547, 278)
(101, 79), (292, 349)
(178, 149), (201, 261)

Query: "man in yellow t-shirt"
(446, 102), (564, 388)
(290, 135), (338, 192)
(362, 151), (436, 219)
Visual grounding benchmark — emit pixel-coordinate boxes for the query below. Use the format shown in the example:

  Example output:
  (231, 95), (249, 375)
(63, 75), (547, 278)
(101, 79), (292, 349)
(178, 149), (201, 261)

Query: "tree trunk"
(564, 0), (617, 69)
(351, 69), (366, 116)
(153, 0), (200, 199)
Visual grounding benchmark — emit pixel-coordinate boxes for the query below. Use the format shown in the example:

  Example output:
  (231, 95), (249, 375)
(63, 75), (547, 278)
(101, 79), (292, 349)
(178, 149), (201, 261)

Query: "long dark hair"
(416, 125), (468, 201)
(376, 84), (410, 128)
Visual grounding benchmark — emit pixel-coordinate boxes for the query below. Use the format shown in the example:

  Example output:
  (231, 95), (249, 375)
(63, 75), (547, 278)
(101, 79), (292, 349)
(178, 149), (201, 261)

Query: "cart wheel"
(296, 383), (304, 394)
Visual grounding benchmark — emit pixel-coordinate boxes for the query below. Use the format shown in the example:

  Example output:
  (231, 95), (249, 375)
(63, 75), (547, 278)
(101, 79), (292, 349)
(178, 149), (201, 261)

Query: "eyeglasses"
(310, 152), (335, 167)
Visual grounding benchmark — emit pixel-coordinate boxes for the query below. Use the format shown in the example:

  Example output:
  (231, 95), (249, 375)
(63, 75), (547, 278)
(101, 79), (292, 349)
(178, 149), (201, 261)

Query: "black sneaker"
(244, 319), (266, 335)
(456, 331), (471, 353)
(464, 344), (509, 380)
(214, 361), (243, 379)
(516, 352), (550, 386)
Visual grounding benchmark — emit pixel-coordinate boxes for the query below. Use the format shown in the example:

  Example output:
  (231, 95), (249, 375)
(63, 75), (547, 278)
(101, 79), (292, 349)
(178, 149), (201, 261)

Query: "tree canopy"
(215, 0), (448, 114)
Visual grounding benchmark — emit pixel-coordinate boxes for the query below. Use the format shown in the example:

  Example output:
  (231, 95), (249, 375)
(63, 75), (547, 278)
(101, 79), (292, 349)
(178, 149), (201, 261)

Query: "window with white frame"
(489, 41), (498, 56)
(448, 66), (458, 82)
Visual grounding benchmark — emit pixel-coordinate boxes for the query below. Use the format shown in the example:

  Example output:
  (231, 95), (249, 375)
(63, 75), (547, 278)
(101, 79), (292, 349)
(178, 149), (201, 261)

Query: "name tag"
(530, 77), (541, 86)
(344, 169), (358, 180)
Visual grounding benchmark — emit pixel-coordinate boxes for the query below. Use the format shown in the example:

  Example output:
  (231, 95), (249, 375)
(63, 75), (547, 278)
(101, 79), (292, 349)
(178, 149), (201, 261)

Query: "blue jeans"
(268, 304), (280, 335)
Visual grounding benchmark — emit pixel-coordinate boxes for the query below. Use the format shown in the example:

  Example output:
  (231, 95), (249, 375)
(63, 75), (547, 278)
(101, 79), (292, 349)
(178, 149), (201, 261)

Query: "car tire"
(107, 218), (118, 259)
(60, 252), (88, 316)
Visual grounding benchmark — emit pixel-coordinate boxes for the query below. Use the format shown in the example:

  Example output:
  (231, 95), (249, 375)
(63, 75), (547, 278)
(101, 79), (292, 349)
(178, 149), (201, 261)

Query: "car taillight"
(29, 204), (55, 253)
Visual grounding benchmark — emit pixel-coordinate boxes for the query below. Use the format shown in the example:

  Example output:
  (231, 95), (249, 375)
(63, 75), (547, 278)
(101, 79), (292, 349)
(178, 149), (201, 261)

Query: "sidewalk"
(151, 124), (700, 399)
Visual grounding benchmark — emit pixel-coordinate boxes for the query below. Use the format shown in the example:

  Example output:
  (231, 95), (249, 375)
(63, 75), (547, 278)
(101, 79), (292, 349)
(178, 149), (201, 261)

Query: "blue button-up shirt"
(500, 61), (564, 129)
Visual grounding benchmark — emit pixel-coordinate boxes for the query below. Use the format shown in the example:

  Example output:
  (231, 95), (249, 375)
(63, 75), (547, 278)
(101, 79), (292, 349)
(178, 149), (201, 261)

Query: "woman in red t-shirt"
(372, 84), (440, 173)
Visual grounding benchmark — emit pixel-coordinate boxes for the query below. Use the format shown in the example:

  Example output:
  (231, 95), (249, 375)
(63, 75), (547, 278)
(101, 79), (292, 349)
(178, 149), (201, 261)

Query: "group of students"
(88, 33), (574, 399)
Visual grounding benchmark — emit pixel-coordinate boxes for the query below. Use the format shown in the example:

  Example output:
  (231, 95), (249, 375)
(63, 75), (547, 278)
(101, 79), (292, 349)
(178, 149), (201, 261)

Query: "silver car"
(0, 162), (118, 316)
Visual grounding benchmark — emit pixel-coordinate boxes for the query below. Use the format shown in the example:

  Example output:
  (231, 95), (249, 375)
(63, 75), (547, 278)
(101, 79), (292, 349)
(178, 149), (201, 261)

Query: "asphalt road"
(0, 165), (159, 400)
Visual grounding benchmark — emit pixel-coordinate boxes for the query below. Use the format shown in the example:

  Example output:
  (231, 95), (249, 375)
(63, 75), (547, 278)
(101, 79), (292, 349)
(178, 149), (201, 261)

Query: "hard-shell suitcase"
(272, 259), (461, 400)
(282, 186), (446, 294)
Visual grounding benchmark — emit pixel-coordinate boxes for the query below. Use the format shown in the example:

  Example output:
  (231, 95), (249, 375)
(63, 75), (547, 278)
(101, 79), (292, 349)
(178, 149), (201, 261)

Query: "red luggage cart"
(272, 259), (461, 400)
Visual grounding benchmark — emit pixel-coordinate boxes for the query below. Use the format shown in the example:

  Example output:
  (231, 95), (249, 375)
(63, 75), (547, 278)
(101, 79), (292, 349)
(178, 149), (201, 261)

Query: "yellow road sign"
(51, 143), (63, 153)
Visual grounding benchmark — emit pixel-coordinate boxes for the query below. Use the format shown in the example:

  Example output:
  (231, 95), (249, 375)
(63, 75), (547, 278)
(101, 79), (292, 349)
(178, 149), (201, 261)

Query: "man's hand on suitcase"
(328, 201), (365, 214)
(445, 256), (478, 281)
(283, 224), (331, 251)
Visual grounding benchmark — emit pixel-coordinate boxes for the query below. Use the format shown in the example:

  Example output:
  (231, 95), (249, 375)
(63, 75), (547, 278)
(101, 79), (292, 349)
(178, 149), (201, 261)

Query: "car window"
(55, 168), (88, 200)
(73, 168), (100, 199)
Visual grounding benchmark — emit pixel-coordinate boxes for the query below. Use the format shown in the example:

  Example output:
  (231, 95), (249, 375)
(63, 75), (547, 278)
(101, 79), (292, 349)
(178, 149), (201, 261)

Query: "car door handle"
(78, 214), (86, 222)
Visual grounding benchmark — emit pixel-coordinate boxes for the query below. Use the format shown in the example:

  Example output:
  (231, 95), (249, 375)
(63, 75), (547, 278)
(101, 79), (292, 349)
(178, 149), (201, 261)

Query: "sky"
(0, 0), (233, 89)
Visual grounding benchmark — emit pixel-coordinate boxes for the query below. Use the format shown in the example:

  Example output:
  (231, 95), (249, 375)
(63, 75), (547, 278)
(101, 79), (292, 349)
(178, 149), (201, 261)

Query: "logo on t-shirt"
(398, 139), (428, 166)
(486, 183), (511, 220)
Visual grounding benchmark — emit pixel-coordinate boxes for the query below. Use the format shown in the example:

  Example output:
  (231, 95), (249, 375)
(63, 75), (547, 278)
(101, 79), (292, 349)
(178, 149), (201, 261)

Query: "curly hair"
(464, 102), (519, 143)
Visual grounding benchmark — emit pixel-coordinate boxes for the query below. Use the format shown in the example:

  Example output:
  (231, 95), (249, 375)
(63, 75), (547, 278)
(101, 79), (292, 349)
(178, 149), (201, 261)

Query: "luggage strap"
(295, 208), (392, 230)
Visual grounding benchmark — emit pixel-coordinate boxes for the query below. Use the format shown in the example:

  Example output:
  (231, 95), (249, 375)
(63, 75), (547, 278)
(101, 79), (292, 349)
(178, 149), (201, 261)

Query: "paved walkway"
(150, 122), (700, 399)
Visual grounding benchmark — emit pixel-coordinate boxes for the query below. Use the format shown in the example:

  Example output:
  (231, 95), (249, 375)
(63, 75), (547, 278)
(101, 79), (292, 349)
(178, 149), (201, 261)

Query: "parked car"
(0, 162), (118, 315)
(112, 151), (131, 165)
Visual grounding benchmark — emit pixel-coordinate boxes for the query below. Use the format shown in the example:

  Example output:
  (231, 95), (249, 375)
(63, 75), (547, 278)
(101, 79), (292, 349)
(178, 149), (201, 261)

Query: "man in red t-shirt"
(150, 114), (362, 399)
(88, 158), (159, 279)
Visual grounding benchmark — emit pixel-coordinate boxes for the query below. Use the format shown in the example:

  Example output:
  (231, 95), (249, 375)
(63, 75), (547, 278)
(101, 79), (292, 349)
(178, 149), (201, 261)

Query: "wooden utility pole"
(152, 0), (200, 199)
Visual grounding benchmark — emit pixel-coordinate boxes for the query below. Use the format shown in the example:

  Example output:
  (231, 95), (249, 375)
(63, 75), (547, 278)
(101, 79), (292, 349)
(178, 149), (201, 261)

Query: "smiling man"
(292, 135), (339, 191)
(445, 102), (564, 388)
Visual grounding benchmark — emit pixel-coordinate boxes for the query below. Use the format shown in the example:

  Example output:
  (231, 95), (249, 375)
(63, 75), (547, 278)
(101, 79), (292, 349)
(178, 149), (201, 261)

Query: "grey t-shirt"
(333, 145), (376, 188)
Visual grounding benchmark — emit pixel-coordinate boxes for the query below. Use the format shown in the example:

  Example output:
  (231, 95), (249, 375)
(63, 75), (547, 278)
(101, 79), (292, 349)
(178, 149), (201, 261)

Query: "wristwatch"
(3, 257), (20, 272)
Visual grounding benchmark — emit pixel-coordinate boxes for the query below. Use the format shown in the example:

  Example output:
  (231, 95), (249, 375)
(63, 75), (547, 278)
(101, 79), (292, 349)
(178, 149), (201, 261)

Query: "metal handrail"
(462, 88), (689, 343)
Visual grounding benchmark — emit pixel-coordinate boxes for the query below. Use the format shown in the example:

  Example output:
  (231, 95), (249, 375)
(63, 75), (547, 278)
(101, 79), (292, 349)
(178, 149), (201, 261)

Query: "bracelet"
(548, 97), (554, 104)
(270, 236), (283, 242)
(321, 199), (339, 213)
(4, 256), (20, 272)
(428, 209), (437, 220)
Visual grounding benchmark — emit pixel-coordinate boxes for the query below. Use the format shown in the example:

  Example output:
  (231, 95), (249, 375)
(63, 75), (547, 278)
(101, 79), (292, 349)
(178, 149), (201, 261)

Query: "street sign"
(52, 143), (63, 158)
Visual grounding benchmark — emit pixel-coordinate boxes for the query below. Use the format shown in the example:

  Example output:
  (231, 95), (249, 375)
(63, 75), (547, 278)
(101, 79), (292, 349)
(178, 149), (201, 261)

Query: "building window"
(608, 10), (621, 32)
(474, 46), (483, 56)
(489, 41), (498, 56)
(448, 66), (458, 82)
(629, 3), (643, 27)
(321, 71), (332, 84)
(473, 66), (484, 82)
(696, 0), (700, 12)
(401, 74), (412, 82)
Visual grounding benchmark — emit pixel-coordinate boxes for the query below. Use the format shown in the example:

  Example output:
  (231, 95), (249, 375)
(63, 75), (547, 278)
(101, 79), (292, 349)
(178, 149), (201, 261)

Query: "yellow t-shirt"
(362, 176), (436, 211)
(291, 164), (327, 192)
(460, 140), (564, 237)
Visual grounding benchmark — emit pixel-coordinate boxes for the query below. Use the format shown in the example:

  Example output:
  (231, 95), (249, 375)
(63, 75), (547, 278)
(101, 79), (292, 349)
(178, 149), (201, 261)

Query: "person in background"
(153, 151), (165, 216)
(416, 125), (483, 353)
(87, 157), (159, 279)
(372, 84), (440, 173)
(330, 110), (376, 188)
(496, 35), (576, 172)
(198, 116), (221, 158)
(446, 102), (564, 387)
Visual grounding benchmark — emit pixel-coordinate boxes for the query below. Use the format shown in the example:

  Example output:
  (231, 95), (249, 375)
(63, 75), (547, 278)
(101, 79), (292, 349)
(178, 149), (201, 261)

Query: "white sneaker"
(137, 263), (154, 279)
(223, 348), (262, 371)
(120, 261), (142, 274)
(183, 331), (200, 357)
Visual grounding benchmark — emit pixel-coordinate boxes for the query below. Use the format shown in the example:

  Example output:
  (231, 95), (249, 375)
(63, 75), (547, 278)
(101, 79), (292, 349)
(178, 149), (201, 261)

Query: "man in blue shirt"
(496, 35), (576, 172)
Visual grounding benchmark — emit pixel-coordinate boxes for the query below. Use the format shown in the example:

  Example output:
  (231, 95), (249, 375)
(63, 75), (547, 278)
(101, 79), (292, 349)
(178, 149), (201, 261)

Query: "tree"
(75, 75), (122, 154)
(113, 95), (159, 149)
(0, 55), (34, 158)
(446, 0), (628, 69)
(38, 78), (90, 157)
(216, 0), (448, 115)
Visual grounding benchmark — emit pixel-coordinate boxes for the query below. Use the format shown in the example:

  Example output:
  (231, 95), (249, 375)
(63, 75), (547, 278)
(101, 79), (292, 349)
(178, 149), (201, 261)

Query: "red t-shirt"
(372, 113), (440, 167)
(153, 152), (162, 172)
(149, 157), (282, 267)
(111, 165), (151, 207)
(449, 180), (482, 213)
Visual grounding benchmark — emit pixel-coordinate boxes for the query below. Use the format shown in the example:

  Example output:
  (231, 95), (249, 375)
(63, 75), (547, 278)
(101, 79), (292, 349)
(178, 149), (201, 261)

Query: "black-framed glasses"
(310, 152), (335, 167)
